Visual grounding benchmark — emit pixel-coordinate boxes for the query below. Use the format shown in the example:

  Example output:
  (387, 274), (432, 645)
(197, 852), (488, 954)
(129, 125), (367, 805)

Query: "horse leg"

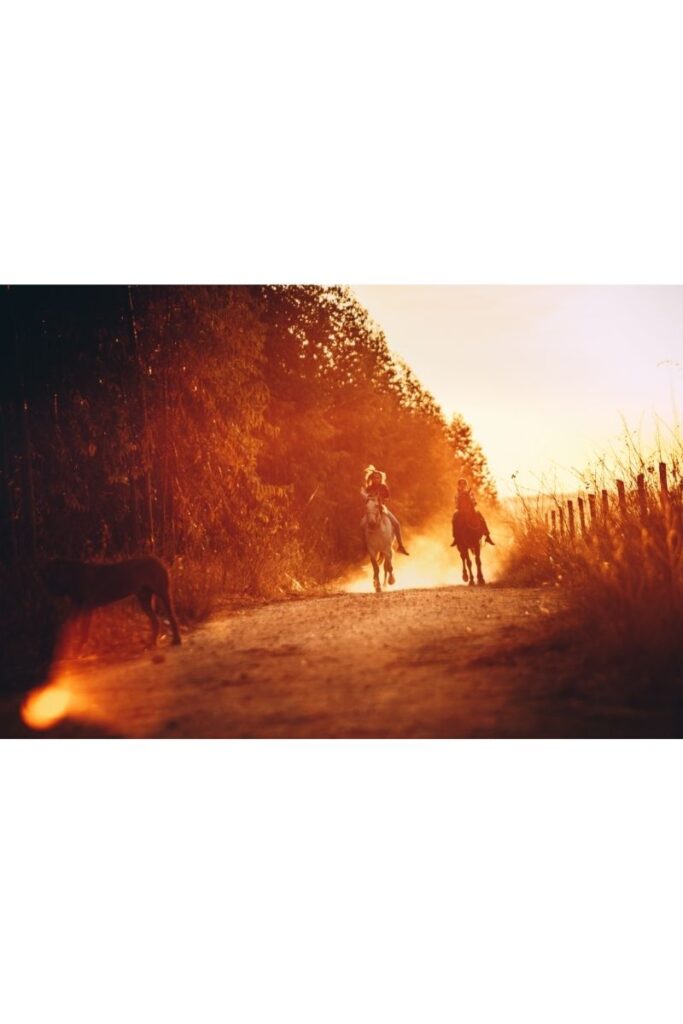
(370, 554), (381, 593)
(474, 543), (485, 585)
(386, 551), (395, 586)
(466, 550), (475, 586)
(459, 549), (469, 583)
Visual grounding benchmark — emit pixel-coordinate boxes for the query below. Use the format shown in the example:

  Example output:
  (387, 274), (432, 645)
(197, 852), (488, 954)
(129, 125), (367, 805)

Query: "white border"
(3, 2), (683, 1021)
(2, 741), (682, 1023)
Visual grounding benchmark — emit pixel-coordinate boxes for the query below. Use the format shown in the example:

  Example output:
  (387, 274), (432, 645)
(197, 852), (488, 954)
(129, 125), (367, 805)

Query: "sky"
(352, 286), (683, 496)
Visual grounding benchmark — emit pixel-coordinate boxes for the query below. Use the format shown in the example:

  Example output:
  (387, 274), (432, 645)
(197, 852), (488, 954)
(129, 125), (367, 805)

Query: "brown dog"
(45, 556), (182, 650)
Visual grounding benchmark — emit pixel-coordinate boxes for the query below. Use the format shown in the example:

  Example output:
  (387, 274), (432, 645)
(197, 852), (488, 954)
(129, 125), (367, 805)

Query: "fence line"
(546, 461), (678, 540)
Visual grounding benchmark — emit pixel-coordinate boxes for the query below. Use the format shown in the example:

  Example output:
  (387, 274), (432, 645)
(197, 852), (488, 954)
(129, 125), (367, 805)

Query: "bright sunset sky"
(353, 286), (683, 496)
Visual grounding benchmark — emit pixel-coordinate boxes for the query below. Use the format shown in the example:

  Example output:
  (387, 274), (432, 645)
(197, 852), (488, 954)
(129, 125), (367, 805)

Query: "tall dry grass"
(499, 446), (683, 680)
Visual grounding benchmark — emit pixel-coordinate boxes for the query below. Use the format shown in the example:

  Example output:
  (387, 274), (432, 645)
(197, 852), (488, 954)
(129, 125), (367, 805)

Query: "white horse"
(363, 497), (395, 593)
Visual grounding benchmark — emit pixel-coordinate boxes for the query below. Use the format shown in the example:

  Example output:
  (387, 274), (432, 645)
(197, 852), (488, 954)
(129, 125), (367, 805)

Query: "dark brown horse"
(451, 512), (486, 586)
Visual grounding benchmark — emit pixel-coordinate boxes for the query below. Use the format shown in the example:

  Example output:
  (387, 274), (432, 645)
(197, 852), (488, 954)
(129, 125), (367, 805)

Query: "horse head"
(365, 497), (384, 528)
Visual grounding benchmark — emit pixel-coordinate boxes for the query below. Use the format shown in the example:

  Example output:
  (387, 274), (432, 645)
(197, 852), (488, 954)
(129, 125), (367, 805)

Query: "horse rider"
(451, 477), (495, 546)
(361, 466), (410, 555)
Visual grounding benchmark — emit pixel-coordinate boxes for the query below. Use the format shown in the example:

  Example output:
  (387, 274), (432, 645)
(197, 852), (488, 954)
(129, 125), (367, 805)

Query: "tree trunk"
(19, 398), (37, 563)
(0, 401), (19, 568)
(7, 289), (38, 564)
(125, 286), (155, 551)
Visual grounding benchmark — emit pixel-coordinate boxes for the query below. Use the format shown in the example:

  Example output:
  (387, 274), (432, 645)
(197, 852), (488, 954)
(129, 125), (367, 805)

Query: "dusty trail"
(4, 584), (675, 738)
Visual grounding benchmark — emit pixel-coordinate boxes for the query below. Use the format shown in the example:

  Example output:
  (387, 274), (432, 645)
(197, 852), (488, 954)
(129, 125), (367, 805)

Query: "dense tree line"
(0, 285), (496, 681)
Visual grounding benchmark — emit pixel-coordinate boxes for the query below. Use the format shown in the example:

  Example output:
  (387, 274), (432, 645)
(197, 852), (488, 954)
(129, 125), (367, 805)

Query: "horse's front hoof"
(388, 574), (395, 586)
(462, 573), (468, 583)
(468, 578), (476, 587)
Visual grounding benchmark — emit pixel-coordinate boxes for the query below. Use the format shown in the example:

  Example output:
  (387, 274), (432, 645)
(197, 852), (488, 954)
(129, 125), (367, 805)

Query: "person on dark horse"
(451, 477), (495, 547)
(450, 477), (495, 585)
(361, 466), (410, 555)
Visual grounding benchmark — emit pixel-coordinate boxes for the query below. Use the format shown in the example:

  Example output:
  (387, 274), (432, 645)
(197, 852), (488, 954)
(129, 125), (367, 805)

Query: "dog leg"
(158, 586), (182, 645)
(74, 609), (92, 655)
(138, 588), (160, 647)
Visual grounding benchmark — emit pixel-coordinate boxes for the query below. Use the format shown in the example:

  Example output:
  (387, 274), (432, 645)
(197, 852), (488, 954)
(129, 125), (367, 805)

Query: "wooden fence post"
(616, 479), (627, 518)
(659, 462), (669, 506)
(559, 506), (565, 537)
(578, 497), (587, 537)
(567, 499), (575, 538)
(551, 510), (557, 536)
(588, 493), (596, 526)
(601, 489), (609, 519)
(636, 473), (647, 522)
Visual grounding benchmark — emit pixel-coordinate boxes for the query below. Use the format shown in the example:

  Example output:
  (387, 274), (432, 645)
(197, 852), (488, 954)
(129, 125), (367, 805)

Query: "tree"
(447, 414), (497, 504)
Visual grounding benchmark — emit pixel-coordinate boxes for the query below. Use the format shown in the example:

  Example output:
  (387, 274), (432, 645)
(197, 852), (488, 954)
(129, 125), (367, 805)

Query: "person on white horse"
(361, 466), (410, 555)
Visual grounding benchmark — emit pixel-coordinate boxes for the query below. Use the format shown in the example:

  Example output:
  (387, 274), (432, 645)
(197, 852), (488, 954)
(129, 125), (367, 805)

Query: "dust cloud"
(339, 516), (509, 594)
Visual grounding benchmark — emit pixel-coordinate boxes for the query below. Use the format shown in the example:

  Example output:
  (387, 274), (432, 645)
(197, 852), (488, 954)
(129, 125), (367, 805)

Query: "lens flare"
(20, 620), (110, 734)
(21, 680), (72, 731)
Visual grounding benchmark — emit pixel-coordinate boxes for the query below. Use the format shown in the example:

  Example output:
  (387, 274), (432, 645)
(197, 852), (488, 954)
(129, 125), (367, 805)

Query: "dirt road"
(5, 584), (678, 738)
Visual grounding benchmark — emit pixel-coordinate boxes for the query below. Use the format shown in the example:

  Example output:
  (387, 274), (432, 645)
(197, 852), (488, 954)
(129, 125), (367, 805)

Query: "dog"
(44, 555), (182, 651)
